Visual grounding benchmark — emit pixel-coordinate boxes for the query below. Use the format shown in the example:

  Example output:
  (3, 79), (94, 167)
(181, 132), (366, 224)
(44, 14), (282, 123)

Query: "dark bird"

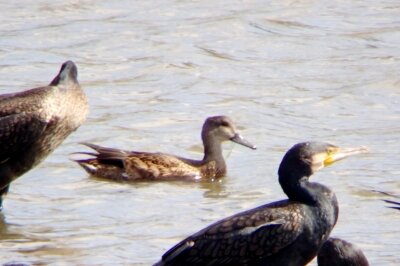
(0, 61), (88, 209)
(318, 237), (369, 266)
(154, 142), (367, 266)
(371, 190), (400, 211)
(383, 199), (400, 211)
(73, 116), (256, 181)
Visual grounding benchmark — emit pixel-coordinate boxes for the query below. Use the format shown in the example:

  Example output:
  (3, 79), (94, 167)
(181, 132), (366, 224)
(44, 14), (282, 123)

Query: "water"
(0, 0), (399, 265)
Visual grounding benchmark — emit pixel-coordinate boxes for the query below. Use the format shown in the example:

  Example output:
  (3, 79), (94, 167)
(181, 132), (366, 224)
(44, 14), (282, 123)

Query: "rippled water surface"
(0, 0), (399, 265)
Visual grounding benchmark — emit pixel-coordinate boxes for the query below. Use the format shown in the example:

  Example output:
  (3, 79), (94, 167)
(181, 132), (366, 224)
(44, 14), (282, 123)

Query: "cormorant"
(318, 237), (369, 266)
(0, 61), (88, 209)
(154, 142), (367, 266)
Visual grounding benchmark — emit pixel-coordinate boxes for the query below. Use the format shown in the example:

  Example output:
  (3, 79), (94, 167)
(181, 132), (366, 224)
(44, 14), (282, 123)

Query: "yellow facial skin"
(311, 146), (368, 171)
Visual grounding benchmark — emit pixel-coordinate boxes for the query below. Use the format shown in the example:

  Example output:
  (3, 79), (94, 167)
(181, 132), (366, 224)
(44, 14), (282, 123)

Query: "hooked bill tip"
(348, 146), (369, 155)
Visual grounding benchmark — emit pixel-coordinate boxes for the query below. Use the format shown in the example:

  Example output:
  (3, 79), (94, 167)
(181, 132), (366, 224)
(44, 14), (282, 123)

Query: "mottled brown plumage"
(0, 61), (88, 209)
(318, 238), (369, 266)
(154, 142), (368, 266)
(73, 116), (256, 181)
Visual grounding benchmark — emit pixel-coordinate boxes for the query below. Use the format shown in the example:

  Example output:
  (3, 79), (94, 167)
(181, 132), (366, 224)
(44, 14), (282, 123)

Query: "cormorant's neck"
(279, 171), (328, 205)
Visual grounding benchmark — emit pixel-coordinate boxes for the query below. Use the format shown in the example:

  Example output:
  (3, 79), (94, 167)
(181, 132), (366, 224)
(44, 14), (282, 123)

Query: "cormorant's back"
(0, 60), (88, 209)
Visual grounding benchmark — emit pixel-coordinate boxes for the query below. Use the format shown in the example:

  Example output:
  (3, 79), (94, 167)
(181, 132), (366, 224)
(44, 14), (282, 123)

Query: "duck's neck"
(202, 137), (226, 171)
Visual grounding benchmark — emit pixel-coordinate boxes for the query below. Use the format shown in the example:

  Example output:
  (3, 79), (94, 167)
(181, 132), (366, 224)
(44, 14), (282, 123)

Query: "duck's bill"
(324, 146), (369, 166)
(230, 134), (257, 150)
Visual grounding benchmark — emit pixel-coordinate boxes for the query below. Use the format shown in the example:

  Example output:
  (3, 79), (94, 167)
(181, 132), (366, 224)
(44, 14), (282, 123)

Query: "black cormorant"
(318, 237), (369, 266)
(0, 61), (88, 210)
(154, 142), (367, 266)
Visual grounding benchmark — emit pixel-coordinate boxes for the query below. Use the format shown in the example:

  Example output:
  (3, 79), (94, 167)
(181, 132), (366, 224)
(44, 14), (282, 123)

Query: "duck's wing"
(159, 201), (304, 265)
(0, 113), (48, 165)
(123, 153), (200, 180)
(73, 142), (131, 170)
(80, 142), (131, 159)
(75, 143), (200, 180)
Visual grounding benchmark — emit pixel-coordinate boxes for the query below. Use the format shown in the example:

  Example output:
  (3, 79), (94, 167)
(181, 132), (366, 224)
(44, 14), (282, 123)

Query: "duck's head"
(201, 116), (256, 150)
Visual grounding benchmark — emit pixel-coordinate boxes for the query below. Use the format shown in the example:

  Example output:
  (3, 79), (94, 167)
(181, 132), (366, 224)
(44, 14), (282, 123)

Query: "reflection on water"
(0, 214), (76, 266)
(0, 0), (399, 265)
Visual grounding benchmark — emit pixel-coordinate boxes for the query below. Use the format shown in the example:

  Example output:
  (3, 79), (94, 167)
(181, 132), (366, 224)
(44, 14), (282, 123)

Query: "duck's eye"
(220, 121), (230, 127)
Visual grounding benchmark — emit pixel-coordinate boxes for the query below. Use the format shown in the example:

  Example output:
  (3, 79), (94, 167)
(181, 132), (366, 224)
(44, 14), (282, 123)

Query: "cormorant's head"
(49, 60), (78, 86)
(279, 142), (368, 178)
(318, 237), (370, 266)
(202, 116), (256, 150)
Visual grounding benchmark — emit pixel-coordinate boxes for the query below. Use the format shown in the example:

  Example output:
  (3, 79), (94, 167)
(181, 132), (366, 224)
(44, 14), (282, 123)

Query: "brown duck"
(73, 116), (256, 181)
(0, 61), (89, 209)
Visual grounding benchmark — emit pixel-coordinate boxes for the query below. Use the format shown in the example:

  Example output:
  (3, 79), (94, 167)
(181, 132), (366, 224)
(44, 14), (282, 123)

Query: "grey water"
(0, 0), (399, 265)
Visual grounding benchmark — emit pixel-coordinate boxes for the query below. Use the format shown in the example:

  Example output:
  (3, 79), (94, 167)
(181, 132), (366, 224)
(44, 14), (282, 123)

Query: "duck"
(73, 116), (256, 181)
(0, 61), (88, 210)
(318, 237), (369, 266)
(154, 142), (367, 266)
